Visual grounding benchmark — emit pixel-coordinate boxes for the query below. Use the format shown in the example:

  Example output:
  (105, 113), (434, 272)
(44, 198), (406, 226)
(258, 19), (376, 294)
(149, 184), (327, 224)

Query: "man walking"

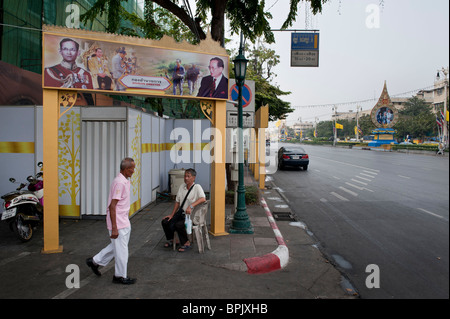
(86, 158), (136, 285)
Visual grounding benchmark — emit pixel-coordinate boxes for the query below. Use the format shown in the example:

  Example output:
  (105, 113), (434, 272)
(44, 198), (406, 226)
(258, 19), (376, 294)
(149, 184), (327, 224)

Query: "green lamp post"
(229, 34), (254, 234)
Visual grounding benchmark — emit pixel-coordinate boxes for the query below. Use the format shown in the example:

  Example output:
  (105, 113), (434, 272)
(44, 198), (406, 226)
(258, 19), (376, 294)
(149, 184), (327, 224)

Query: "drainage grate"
(273, 212), (297, 222)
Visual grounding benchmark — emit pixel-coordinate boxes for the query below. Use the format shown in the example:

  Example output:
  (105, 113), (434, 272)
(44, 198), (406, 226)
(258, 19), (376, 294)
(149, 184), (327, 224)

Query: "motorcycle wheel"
(13, 213), (33, 242)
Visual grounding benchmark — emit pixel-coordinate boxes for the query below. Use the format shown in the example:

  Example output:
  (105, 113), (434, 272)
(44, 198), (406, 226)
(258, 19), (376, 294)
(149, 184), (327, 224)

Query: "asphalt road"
(269, 143), (449, 299)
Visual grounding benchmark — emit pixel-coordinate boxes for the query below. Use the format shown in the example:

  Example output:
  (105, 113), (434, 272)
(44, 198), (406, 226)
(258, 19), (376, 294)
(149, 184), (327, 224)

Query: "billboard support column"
(42, 89), (63, 254)
(209, 100), (228, 236)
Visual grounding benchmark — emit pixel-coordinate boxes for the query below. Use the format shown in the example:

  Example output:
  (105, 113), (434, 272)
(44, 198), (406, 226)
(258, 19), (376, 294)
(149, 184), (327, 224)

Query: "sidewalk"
(0, 167), (357, 299)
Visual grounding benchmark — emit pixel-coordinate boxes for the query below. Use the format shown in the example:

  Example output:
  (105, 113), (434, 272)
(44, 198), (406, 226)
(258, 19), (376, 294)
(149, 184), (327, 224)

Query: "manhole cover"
(273, 212), (297, 221)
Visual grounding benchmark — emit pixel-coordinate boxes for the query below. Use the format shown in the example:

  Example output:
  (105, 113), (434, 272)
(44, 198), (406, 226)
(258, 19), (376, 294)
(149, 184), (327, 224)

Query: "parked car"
(277, 146), (309, 170)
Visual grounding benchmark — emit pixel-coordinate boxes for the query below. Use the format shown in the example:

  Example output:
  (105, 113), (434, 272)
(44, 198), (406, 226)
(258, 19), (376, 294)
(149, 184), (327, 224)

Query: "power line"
(267, 0), (280, 11)
(291, 84), (436, 109)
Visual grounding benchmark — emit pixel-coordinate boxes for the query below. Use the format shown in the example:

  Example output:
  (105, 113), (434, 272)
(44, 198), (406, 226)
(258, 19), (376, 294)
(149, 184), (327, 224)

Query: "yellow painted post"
(258, 130), (265, 189)
(210, 100), (228, 236)
(42, 89), (63, 253)
(253, 128), (259, 181)
(256, 105), (269, 189)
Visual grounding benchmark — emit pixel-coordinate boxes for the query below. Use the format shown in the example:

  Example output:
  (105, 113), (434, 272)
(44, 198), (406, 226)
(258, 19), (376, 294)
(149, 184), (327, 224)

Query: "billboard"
(42, 33), (230, 100)
(291, 32), (320, 67)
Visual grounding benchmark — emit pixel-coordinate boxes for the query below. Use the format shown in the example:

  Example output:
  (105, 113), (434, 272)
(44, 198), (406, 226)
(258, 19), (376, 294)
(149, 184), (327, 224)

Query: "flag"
(447, 110), (449, 122)
(336, 123), (343, 130)
(358, 125), (363, 135)
(441, 111), (445, 123)
(314, 129), (317, 138)
(436, 115), (443, 127)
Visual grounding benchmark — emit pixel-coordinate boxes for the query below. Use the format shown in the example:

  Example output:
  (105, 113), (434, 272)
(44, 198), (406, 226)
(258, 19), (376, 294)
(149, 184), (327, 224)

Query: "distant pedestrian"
(86, 158), (136, 284)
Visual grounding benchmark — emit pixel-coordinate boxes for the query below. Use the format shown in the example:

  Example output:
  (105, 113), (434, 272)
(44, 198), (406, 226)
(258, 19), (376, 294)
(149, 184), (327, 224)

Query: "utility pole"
(356, 105), (361, 141)
(333, 106), (337, 146)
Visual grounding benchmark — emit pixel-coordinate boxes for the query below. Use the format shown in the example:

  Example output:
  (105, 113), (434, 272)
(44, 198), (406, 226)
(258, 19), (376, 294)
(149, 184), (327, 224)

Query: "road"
(269, 143), (449, 299)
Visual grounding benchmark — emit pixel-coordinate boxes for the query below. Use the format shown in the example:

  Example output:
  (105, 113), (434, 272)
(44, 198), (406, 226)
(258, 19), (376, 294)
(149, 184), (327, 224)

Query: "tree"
(81, 0), (329, 46)
(394, 97), (437, 141)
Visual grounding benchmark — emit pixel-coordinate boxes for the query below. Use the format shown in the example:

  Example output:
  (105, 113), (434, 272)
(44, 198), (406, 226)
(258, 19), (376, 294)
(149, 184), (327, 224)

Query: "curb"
(243, 197), (289, 274)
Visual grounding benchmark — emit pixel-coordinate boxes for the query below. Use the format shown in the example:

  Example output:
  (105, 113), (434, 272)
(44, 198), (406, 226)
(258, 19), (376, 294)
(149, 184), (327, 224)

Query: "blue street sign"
(230, 84), (252, 108)
(291, 33), (319, 51)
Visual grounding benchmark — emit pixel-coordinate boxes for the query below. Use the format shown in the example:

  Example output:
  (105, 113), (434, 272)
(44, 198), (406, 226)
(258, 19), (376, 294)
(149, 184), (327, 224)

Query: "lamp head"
(233, 53), (248, 84)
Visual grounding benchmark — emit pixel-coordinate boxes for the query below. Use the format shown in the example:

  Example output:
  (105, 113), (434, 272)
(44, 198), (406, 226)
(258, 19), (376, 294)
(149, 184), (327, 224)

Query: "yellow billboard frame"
(41, 25), (228, 253)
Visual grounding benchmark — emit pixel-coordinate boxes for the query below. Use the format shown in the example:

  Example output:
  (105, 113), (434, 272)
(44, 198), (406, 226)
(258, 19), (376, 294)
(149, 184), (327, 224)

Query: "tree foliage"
(394, 97), (437, 140)
(81, 0), (328, 45)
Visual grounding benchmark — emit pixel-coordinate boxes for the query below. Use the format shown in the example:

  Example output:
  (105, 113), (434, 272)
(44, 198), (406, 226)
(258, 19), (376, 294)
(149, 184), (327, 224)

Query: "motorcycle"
(1, 162), (43, 242)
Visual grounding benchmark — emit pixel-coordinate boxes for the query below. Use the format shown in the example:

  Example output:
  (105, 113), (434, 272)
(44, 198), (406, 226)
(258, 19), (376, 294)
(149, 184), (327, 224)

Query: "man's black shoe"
(86, 257), (101, 276)
(112, 276), (137, 285)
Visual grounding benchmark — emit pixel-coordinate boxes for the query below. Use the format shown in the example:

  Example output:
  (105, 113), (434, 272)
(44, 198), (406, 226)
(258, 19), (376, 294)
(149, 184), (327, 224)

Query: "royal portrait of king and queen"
(43, 34), (229, 100)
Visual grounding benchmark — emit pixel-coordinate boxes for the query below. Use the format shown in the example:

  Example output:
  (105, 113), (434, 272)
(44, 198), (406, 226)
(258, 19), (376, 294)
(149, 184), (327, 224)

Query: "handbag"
(173, 184), (196, 222)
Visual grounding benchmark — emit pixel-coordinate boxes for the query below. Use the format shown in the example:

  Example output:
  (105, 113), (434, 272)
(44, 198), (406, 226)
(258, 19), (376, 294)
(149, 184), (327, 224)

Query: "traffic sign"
(230, 84), (252, 108)
(228, 80), (255, 112)
(291, 32), (320, 67)
(226, 110), (254, 128)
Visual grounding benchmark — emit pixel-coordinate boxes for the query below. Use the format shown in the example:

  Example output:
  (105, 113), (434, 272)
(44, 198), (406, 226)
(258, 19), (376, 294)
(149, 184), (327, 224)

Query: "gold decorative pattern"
(59, 91), (77, 119)
(200, 100), (214, 125)
(58, 110), (81, 217)
(130, 114), (141, 215)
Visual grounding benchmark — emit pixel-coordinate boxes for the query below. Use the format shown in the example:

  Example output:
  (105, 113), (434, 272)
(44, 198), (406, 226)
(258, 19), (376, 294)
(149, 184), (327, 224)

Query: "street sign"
(230, 83), (252, 108)
(226, 110), (254, 128)
(228, 79), (255, 112)
(291, 32), (320, 67)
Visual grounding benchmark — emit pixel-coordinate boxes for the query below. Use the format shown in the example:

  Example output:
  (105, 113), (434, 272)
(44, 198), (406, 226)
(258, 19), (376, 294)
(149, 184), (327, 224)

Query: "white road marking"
(339, 186), (359, 197)
(351, 178), (368, 185)
(417, 208), (448, 222)
(355, 175), (372, 182)
(331, 192), (349, 201)
(346, 182), (364, 190)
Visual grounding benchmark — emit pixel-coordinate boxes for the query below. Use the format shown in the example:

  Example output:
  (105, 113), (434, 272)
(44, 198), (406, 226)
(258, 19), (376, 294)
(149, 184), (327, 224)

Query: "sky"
(227, 0), (450, 125)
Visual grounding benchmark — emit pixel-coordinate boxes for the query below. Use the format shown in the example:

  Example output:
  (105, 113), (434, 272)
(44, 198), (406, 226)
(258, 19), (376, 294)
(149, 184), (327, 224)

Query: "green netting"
(1, 0), (143, 74)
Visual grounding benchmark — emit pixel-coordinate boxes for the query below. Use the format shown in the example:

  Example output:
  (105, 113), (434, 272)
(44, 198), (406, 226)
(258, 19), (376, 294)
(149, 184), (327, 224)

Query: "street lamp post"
(229, 33), (254, 234)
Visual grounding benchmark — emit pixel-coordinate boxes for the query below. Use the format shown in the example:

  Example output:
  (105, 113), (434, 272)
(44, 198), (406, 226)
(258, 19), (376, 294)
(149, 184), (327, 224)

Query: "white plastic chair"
(192, 200), (211, 253)
(173, 200), (211, 253)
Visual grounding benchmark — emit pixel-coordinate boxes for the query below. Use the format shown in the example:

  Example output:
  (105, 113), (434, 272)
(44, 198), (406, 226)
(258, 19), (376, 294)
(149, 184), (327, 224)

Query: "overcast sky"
(228, 0), (449, 124)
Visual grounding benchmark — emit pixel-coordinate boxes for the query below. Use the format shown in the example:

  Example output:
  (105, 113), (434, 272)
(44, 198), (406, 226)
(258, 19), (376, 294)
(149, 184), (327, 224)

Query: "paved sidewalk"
(0, 168), (357, 300)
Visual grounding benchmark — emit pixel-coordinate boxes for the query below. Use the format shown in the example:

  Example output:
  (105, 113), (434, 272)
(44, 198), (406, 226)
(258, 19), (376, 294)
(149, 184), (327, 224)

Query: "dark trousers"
(162, 216), (188, 246)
